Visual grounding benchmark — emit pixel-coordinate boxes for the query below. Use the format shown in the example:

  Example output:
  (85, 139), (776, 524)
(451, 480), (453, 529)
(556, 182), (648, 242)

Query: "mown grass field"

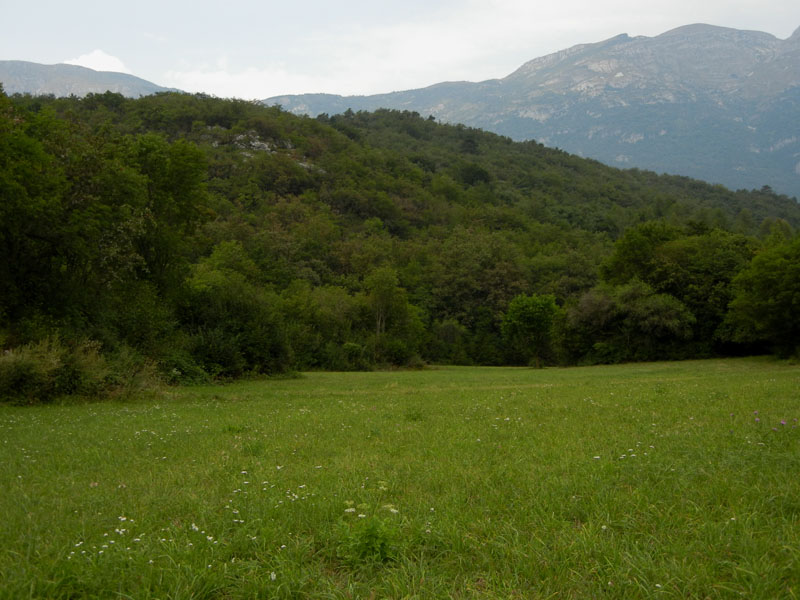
(1, 358), (799, 599)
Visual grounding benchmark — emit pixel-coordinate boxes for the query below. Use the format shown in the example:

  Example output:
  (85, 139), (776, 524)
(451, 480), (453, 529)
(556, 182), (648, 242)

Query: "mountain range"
(266, 24), (800, 198)
(0, 60), (174, 98)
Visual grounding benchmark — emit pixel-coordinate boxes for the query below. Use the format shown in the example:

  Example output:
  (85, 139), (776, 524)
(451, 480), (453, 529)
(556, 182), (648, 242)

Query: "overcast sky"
(2, 0), (799, 100)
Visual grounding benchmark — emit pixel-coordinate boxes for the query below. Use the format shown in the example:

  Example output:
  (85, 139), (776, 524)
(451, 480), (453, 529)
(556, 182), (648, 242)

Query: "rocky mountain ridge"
(266, 24), (800, 198)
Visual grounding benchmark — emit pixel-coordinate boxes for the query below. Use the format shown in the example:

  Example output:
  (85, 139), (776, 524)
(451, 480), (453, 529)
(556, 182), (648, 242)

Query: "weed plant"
(0, 358), (798, 598)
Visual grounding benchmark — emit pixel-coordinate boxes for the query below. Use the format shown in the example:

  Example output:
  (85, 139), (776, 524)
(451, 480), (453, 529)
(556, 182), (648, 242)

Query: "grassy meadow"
(1, 358), (799, 599)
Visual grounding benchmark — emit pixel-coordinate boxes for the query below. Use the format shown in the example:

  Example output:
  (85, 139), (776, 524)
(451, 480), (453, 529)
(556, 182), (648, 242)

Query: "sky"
(2, 0), (799, 100)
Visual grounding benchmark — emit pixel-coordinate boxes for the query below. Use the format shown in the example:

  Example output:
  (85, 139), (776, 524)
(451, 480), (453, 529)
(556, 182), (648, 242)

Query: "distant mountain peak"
(0, 60), (176, 97)
(659, 23), (733, 36)
(658, 23), (778, 40)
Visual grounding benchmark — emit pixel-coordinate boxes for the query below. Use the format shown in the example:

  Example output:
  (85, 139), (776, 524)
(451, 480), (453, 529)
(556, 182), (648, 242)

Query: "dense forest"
(1, 86), (799, 401)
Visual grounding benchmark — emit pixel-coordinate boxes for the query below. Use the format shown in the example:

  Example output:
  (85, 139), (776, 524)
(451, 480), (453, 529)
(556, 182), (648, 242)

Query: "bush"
(157, 348), (210, 385)
(102, 345), (162, 398)
(0, 338), (161, 404)
(335, 516), (399, 566)
(0, 338), (108, 403)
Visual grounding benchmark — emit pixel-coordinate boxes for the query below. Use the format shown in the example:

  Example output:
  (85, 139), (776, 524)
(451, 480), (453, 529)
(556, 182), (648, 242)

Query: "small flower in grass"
(344, 507), (356, 513)
(781, 420), (787, 426)
(755, 418), (760, 423)
(270, 572), (277, 581)
(357, 514), (366, 518)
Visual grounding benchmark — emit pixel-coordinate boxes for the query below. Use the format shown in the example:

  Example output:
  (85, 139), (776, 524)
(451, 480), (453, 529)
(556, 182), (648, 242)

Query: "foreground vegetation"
(2, 86), (800, 398)
(1, 359), (798, 598)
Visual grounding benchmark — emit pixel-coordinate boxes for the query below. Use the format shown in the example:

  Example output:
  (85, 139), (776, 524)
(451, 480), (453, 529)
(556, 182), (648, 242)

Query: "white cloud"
(64, 49), (132, 74)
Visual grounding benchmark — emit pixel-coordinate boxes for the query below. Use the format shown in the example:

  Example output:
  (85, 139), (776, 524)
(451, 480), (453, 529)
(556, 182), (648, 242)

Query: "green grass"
(1, 358), (799, 598)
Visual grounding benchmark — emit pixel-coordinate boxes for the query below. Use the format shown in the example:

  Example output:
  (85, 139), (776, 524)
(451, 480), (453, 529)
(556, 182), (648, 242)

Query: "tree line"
(1, 87), (798, 401)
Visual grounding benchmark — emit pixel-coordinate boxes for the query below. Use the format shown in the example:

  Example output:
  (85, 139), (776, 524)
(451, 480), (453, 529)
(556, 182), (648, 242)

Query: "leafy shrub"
(0, 338), (161, 404)
(157, 348), (210, 385)
(103, 345), (162, 398)
(335, 516), (399, 566)
(0, 338), (109, 403)
(374, 336), (414, 366)
(188, 327), (246, 378)
(319, 342), (370, 371)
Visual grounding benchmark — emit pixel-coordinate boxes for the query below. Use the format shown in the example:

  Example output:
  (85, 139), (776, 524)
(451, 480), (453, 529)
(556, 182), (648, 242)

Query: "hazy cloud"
(162, 59), (344, 100)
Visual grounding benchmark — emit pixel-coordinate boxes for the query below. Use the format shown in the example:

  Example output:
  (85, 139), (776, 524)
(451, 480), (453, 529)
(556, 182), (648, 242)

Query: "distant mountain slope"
(266, 24), (800, 198)
(0, 60), (175, 97)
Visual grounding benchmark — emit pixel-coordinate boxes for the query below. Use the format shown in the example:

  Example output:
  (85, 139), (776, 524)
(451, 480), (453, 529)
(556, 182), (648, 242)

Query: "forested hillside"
(1, 88), (799, 400)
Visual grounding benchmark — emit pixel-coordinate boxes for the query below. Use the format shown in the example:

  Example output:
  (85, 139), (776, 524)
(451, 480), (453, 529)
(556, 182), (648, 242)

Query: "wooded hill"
(1, 89), (799, 399)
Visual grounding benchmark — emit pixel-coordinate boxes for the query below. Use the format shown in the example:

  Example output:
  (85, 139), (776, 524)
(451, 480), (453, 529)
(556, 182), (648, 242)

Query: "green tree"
(125, 133), (209, 296)
(182, 241), (289, 377)
(725, 236), (800, 357)
(501, 294), (559, 367)
(364, 267), (401, 337)
(0, 102), (67, 327)
(648, 230), (754, 349)
(563, 281), (695, 364)
(600, 221), (681, 285)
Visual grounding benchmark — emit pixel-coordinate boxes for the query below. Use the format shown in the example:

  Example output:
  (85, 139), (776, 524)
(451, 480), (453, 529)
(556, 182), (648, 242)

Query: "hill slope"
(2, 91), (799, 380)
(266, 24), (800, 198)
(0, 60), (175, 97)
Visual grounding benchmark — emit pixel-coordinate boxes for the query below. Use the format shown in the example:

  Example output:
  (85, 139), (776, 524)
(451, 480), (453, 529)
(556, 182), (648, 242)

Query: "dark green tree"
(501, 294), (559, 367)
(725, 236), (800, 357)
(563, 281), (695, 364)
(600, 221), (681, 285)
